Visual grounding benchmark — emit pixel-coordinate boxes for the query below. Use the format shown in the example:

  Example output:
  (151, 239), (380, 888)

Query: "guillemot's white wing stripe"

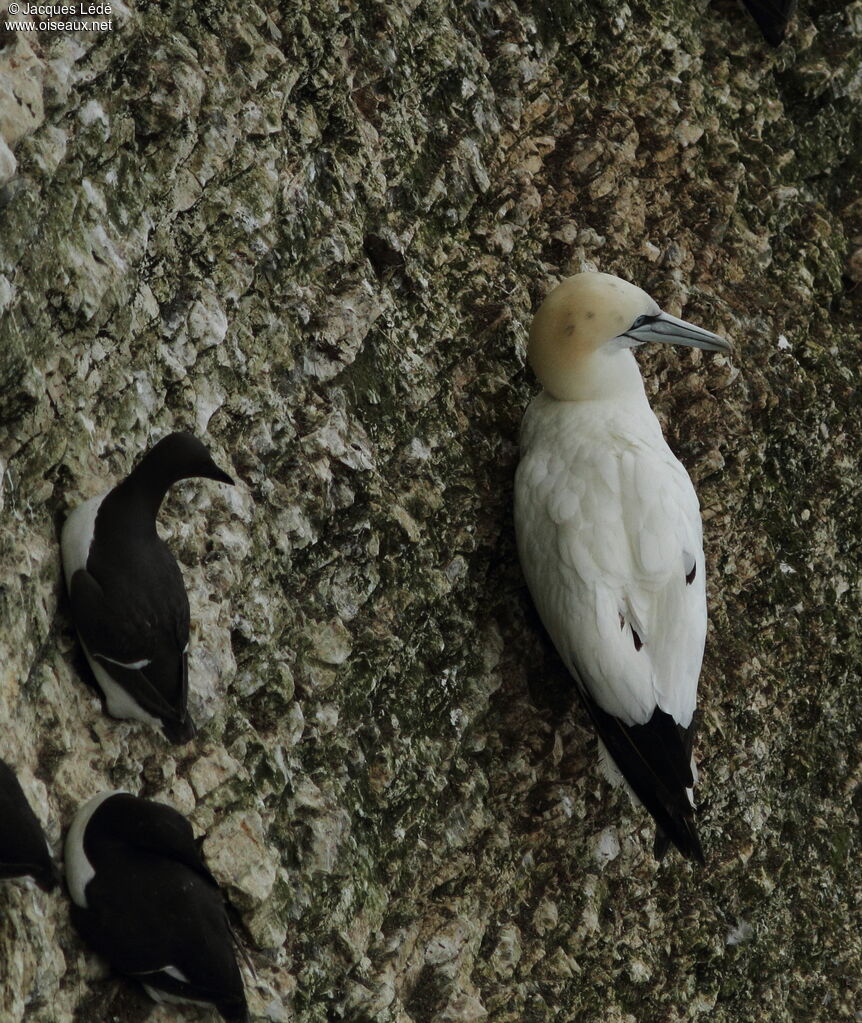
(82, 646), (165, 729)
(144, 985), (207, 1008)
(97, 654), (152, 670)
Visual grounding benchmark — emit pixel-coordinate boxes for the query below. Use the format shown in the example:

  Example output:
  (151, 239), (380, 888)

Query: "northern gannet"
(514, 272), (730, 862)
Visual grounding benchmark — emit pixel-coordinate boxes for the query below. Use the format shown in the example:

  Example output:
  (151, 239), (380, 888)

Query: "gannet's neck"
(547, 346), (650, 404)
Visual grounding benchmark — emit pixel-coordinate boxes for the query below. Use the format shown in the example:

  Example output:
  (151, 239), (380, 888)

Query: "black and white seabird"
(515, 273), (730, 863)
(740, 0), (797, 46)
(0, 758), (58, 891)
(65, 791), (249, 1022)
(61, 432), (234, 743)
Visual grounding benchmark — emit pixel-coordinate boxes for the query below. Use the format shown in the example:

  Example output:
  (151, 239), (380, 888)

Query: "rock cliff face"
(0, 1), (860, 1020)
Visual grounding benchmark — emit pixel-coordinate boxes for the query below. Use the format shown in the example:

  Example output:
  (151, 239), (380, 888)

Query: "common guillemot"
(65, 791), (249, 1022)
(61, 431), (234, 743)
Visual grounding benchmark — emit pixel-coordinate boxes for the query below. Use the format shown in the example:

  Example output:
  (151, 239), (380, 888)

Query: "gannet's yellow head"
(528, 272), (729, 402)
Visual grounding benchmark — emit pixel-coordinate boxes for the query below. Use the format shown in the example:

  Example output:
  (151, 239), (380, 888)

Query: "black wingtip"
(654, 819), (706, 866)
(575, 693), (707, 866)
(162, 714), (196, 745)
(687, 824), (707, 866)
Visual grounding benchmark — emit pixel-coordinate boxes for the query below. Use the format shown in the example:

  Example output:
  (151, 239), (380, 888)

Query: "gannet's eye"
(630, 315), (651, 330)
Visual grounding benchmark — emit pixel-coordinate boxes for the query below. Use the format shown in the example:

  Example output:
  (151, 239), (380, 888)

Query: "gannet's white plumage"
(514, 272), (730, 863)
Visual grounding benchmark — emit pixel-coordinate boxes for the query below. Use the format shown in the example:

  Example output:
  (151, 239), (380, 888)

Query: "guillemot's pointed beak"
(623, 311), (731, 352)
(206, 461), (235, 486)
(212, 467), (235, 486)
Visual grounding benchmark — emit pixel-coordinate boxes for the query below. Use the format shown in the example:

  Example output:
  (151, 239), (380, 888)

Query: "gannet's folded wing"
(516, 435), (706, 727)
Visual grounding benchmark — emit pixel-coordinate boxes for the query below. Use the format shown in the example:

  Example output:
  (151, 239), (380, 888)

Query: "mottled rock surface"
(0, 1), (860, 1021)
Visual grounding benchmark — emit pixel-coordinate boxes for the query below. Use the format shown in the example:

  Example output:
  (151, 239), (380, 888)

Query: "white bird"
(514, 272), (730, 862)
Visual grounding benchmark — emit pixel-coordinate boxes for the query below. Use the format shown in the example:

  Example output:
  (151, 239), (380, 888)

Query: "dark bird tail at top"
(740, 0), (798, 46)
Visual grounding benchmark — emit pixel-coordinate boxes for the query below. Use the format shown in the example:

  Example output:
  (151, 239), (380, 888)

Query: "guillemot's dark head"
(132, 432), (235, 489)
(106, 431), (234, 522)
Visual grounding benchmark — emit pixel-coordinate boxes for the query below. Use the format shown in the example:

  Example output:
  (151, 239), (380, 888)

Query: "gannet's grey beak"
(623, 311), (731, 352)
